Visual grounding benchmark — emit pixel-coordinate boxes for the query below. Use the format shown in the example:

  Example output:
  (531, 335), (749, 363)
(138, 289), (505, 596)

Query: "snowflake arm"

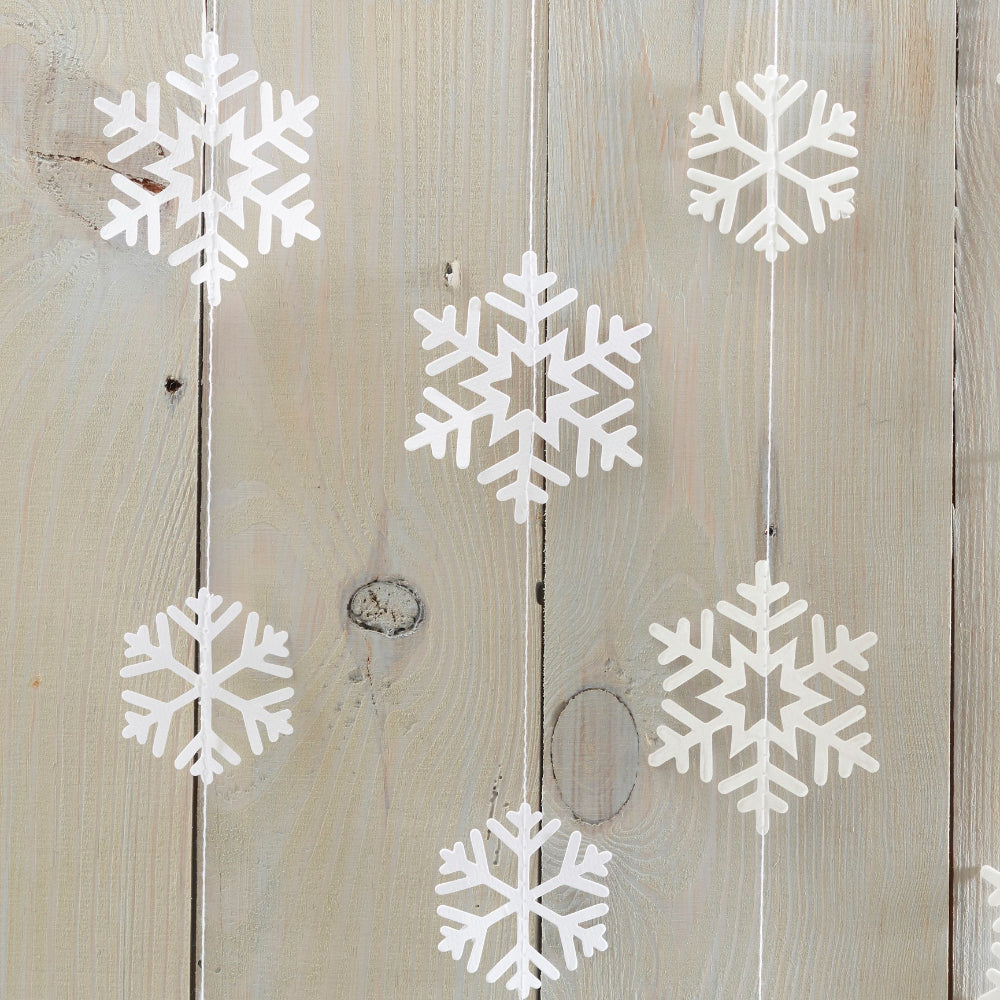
(167, 226), (249, 306)
(165, 38), (258, 109)
(477, 419), (570, 523)
(534, 830), (610, 972)
(779, 91), (858, 232)
(546, 307), (652, 478)
(717, 744), (809, 835)
(229, 83), (322, 253)
(791, 615), (879, 784)
(483, 255), (579, 351)
(405, 300), (496, 466)
(122, 612), (199, 683)
(93, 84), (179, 253)
(688, 91), (770, 232)
(214, 611), (292, 682)
(95, 83), (175, 163)
(121, 613), (201, 756)
(648, 611), (732, 778)
(214, 687), (294, 756)
(436, 830), (517, 972)
(120, 688), (201, 759)
(174, 723), (242, 782)
(407, 387), (493, 467)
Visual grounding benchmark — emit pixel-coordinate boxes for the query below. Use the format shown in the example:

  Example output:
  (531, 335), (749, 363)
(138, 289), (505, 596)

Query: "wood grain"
(0, 2), (200, 996)
(544, 1), (953, 998)
(200, 1), (544, 997)
(954, 3), (1000, 999)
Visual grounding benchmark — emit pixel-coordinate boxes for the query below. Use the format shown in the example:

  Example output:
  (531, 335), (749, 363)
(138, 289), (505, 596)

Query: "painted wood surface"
(0, 3), (201, 996)
(0, 1), (980, 999)
(955, 3), (1000, 999)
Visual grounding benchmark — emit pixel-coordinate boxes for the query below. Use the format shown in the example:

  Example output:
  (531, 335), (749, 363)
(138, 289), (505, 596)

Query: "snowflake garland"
(648, 561), (878, 834)
(688, 64), (858, 260)
(95, 30), (319, 305)
(981, 866), (1000, 1000)
(122, 589), (293, 783)
(406, 250), (652, 523)
(436, 802), (611, 997)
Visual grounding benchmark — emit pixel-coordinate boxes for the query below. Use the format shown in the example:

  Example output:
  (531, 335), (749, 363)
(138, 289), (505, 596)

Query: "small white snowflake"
(406, 250), (652, 523)
(95, 30), (319, 305)
(122, 589), (293, 783)
(436, 802), (611, 997)
(981, 866), (1000, 999)
(648, 561), (878, 834)
(688, 64), (858, 260)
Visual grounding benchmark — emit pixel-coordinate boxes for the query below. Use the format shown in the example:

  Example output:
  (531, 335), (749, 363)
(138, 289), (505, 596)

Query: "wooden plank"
(768, 3), (953, 996)
(954, 3), (1000, 997)
(542, 2), (772, 996)
(201, 2), (544, 997)
(0, 5), (200, 997)
(543, 1), (953, 998)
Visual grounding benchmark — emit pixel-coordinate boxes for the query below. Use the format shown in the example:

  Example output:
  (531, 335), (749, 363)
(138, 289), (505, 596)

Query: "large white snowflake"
(95, 30), (319, 305)
(435, 802), (611, 997)
(405, 250), (652, 523)
(981, 866), (1000, 999)
(688, 64), (858, 260)
(122, 589), (293, 783)
(648, 561), (878, 834)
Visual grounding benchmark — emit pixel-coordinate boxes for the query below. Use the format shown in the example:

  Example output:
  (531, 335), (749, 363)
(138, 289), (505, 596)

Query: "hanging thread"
(759, 2), (780, 998)
(521, 0), (539, 807)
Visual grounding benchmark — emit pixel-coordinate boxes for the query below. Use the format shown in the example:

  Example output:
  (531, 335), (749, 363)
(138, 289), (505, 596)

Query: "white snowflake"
(688, 64), (858, 261)
(122, 589), (293, 783)
(648, 561), (878, 834)
(405, 250), (652, 523)
(95, 30), (319, 305)
(981, 866), (1000, 999)
(436, 802), (611, 997)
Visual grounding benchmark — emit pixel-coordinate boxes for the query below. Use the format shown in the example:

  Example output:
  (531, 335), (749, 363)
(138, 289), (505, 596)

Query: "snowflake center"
(199, 131), (238, 202)
(501, 346), (548, 420)
(726, 661), (797, 736)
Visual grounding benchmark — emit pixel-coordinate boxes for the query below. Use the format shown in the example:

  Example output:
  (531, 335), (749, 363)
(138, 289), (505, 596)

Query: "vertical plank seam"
(191, 3), (212, 996)
(949, 2), (960, 998)
(536, 0), (551, 990)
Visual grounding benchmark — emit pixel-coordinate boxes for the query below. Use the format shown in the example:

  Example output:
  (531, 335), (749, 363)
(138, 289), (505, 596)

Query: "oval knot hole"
(551, 687), (639, 824)
(348, 579), (423, 637)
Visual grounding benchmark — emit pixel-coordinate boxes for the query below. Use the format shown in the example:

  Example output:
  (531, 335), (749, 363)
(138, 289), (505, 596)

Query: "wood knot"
(551, 687), (639, 824)
(348, 579), (424, 637)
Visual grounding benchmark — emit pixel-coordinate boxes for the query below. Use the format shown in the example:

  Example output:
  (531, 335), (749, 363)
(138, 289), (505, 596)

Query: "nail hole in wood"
(164, 376), (183, 394)
(348, 579), (424, 637)
(551, 687), (639, 824)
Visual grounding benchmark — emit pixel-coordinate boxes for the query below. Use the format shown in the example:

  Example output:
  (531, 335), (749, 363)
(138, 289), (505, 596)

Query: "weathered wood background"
(0, 0), (985, 997)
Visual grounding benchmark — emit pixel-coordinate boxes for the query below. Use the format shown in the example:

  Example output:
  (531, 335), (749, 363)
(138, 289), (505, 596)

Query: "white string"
(199, 3), (219, 998)
(521, 0), (538, 808)
(758, 4), (779, 999)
